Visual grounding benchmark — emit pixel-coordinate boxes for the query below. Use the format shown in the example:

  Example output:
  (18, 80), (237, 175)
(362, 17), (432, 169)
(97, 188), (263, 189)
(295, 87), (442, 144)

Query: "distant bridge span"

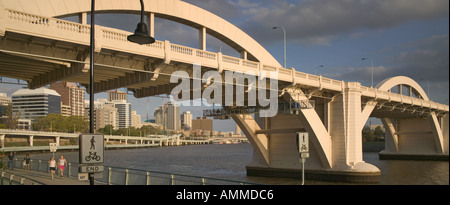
(0, 0), (448, 183)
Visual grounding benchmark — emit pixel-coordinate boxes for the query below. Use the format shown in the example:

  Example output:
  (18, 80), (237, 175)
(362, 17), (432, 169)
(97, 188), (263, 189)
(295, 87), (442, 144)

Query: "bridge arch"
(375, 76), (429, 101)
(0, 0), (281, 68)
(362, 76), (446, 155)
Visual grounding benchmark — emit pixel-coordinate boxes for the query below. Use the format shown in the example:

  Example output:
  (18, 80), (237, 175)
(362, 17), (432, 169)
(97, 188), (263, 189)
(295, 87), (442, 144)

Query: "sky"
(0, 0), (449, 132)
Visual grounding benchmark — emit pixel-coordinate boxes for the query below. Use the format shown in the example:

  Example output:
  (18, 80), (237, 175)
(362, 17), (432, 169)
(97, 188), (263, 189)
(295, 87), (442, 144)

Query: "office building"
(49, 81), (85, 116)
(154, 106), (164, 126)
(113, 100), (131, 129)
(192, 117), (213, 132)
(131, 110), (142, 128)
(182, 111), (192, 130)
(12, 88), (61, 122)
(108, 90), (127, 102)
(84, 99), (119, 131)
(167, 102), (180, 131)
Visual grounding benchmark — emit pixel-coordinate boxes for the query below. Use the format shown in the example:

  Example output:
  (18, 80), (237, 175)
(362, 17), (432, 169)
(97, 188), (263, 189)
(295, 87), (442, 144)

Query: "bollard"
(68, 163), (71, 178)
(125, 169), (129, 185)
(107, 167), (112, 185)
(171, 174), (175, 185)
(202, 178), (206, 185)
(146, 171), (150, 185)
(9, 174), (14, 185)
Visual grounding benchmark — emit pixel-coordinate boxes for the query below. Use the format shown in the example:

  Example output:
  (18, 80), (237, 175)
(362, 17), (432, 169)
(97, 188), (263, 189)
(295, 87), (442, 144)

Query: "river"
(15, 143), (449, 185)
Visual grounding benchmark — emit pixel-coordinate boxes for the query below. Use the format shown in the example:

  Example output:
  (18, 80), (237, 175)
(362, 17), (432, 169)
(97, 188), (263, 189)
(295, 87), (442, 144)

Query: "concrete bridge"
(0, 129), (202, 151)
(0, 0), (448, 183)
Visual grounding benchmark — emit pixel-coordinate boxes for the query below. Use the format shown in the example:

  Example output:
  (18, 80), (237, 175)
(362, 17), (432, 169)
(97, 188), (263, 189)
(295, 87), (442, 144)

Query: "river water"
(16, 143), (449, 185)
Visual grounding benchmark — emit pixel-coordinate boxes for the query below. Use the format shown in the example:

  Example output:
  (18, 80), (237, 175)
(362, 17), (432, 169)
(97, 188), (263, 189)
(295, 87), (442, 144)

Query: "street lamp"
(127, 0), (155, 45)
(88, 0), (153, 186)
(272, 26), (286, 68)
(315, 65), (324, 75)
(361, 57), (374, 88)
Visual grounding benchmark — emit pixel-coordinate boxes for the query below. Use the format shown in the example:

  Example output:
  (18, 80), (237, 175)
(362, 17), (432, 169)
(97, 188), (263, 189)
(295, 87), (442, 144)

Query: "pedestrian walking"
(23, 154), (31, 171)
(49, 156), (56, 179)
(7, 152), (14, 169)
(58, 155), (68, 179)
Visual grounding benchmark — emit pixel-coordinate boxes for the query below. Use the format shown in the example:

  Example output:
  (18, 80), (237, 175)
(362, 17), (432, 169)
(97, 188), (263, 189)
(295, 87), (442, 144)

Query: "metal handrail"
(10, 158), (260, 185)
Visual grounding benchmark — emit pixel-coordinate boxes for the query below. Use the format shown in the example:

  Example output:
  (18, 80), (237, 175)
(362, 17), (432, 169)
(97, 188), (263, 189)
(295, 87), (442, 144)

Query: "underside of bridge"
(0, 0), (448, 183)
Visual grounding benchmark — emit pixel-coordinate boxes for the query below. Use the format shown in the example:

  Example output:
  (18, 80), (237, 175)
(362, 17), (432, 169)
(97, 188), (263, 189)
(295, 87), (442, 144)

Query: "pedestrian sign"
(49, 143), (58, 153)
(79, 134), (104, 164)
(296, 132), (309, 156)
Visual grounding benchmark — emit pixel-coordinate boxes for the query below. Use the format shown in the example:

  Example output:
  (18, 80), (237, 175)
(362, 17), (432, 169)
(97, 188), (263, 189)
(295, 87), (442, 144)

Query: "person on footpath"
(49, 156), (56, 179)
(58, 155), (68, 179)
(23, 154), (31, 171)
(7, 152), (14, 169)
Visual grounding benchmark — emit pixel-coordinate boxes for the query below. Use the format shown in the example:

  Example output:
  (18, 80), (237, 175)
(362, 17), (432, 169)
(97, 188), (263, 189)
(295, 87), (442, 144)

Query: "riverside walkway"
(1, 169), (88, 185)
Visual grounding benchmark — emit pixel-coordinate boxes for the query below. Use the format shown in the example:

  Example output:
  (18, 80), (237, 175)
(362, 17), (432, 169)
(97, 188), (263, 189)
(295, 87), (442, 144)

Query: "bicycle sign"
(85, 151), (101, 162)
(79, 134), (104, 165)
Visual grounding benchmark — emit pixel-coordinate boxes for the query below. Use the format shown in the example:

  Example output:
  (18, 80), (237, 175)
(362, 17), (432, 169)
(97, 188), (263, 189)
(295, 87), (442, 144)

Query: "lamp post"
(272, 26), (286, 68)
(88, 0), (154, 186)
(315, 65), (324, 75)
(127, 0), (155, 45)
(361, 57), (374, 88)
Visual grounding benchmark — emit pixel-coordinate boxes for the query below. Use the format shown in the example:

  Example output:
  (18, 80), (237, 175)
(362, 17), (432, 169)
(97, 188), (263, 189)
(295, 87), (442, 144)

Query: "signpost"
(79, 134), (104, 184)
(296, 132), (309, 185)
(49, 143), (58, 159)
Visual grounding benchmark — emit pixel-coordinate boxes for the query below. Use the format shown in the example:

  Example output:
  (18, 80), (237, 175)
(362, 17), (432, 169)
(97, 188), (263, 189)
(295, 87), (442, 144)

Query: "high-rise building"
(108, 90), (127, 102)
(154, 106), (164, 126)
(95, 104), (119, 131)
(0, 92), (11, 105)
(12, 88), (61, 122)
(0, 92), (11, 117)
(153, 102), (181, 131)
(113, 100), (131, 129)
(84, 98), (119, 131)
(182, 111), (192, 130)
(167, 102), (180, 131)
(49, 81), (85, 116)
(131, 110), (142, 128)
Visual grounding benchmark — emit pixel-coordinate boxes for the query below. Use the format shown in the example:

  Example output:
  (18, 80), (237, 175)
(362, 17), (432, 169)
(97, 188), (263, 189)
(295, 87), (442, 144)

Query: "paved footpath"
(2, 168), (88, 185)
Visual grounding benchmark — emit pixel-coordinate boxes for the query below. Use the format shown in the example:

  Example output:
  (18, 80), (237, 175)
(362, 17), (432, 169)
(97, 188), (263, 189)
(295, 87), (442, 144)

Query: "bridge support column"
(28, 136), (33, 147)
(55, 136), (60, 146)
(0, 134), (4, 148)
(379, 112), (449, 160)
(199, 27), (206, 51)
(244, 83), (380, 183)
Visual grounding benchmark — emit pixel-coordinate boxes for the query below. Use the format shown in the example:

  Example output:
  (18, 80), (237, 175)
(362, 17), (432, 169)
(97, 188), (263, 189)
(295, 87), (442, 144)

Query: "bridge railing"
(10, 158), (258, 185)
(1, 171), (42, 185)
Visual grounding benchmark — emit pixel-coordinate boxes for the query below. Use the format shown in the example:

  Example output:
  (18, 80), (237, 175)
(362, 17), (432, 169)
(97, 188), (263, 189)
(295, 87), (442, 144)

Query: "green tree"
(98, 124), (116, 135)
(33, 114), (88, 133)
(374, 126), (385, 137)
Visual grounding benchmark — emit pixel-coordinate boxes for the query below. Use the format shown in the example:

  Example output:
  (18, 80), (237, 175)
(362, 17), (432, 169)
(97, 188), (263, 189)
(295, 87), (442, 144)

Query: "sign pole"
(89, 0), (96, 186)
(296, 132), (309, 186)
(301, 158), (305, 185)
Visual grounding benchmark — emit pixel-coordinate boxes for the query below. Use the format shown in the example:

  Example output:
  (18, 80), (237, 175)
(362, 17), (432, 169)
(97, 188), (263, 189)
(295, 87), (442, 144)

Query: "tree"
(33, 114), (88, 133)
(98, 124), (115, 135)
(374, 126), (385, 137)
(3, 104), (19, 129)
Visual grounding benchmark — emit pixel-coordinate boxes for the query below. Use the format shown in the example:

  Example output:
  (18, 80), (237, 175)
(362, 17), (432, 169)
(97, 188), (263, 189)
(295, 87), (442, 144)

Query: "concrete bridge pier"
(240, 82), (380, 183)
(380, 112), (449, 160)
(28, 136), (33, 147)
(0, 134), (4, 148)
